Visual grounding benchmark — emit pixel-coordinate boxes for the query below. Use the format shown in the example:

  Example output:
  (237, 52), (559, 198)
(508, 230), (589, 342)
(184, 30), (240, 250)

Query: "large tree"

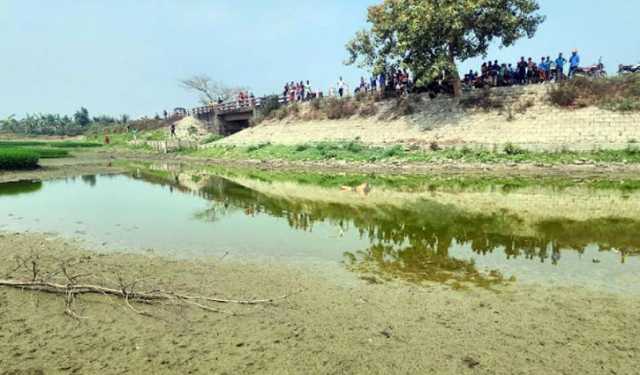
(180, 75), (248, 105)
(73, 107), (90, 128)
(346, 0), (545, 96)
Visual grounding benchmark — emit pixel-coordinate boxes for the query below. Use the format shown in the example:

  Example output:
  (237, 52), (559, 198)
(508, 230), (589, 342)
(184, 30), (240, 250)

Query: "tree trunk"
(448, 45), (462, 97)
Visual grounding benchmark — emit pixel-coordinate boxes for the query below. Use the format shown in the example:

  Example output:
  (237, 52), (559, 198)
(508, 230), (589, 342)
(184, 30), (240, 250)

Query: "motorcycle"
(574, 58), (607, 78)
(619, 64), (640, 74)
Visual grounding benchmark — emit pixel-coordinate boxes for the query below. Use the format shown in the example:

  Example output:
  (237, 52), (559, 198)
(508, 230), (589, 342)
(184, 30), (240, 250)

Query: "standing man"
(555, 53), (567, 81)
(378, 72), (386, 95)
(337, 77), (346, 98)
(517, 57), (527, 85)
(170, 123), (176, 138)
(569, 49), (580, 79)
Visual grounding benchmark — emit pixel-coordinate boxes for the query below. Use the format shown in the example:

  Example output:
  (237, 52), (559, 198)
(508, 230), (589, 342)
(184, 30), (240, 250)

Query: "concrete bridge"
(189, 97), (283, 136)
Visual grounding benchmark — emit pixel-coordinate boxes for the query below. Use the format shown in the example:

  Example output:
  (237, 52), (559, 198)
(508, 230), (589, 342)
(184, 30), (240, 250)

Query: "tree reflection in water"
(131, 168), (640, 286)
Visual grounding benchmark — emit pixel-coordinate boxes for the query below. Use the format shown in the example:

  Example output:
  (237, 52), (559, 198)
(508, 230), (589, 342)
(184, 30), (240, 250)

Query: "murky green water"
(1, 164), (639, 294)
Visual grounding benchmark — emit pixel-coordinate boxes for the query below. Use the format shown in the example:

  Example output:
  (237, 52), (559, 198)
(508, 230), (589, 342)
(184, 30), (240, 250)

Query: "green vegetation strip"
(125, 160), (640, 194)
(189, 141), (640, 165)
(0, 141), (101, 148)
(0, 148), (40, 170)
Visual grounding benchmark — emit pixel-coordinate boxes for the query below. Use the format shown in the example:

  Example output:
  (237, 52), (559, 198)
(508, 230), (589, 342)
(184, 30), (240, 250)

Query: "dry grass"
(549, 75), (640, 111)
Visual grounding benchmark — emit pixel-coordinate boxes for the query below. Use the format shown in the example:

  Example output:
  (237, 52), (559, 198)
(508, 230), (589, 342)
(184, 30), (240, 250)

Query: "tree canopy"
(346, 0), (545, 95)
(73, 107), (90, 128)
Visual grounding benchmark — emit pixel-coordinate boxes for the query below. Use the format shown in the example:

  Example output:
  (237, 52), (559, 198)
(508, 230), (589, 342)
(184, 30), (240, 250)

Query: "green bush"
(548, 83), (579, 107)
(345, 141), (364, 153)
(382, 145), (404, 158)
(503, 142), (525, 155)
(0, 148), (40, 170)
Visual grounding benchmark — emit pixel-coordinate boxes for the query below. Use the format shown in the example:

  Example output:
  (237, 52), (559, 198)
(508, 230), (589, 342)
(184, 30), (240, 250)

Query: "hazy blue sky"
(1, 0), (639, 119)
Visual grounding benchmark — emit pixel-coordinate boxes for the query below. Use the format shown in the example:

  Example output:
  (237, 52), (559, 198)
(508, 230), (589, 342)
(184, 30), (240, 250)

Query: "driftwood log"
(0, 251), (290, 319)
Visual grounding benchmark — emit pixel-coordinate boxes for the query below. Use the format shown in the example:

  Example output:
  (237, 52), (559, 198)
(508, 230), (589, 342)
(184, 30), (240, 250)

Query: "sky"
(1, 0), (639, 119)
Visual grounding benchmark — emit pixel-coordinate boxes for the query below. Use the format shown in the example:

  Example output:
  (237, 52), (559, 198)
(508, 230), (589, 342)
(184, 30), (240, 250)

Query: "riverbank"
(1, 232), (639, 374)
(217, 85), (640, 152)
(5, 147), (640, 186)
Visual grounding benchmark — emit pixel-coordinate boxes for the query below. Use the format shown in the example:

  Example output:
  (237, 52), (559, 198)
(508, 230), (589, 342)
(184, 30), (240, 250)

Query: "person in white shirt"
(337, 77), (346, 97)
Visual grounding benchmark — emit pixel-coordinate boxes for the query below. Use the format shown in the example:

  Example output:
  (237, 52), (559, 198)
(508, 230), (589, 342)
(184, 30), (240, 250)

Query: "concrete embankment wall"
(217, 86), (640, 152)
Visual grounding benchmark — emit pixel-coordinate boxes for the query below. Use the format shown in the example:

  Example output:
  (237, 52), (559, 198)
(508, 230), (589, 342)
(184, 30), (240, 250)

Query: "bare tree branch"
(0, 252), (292, 319)
(179, 75), (249, 105)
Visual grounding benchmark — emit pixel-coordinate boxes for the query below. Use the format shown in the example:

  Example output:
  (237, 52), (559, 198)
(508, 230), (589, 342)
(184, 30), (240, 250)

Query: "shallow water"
(1, 167), (639, 294)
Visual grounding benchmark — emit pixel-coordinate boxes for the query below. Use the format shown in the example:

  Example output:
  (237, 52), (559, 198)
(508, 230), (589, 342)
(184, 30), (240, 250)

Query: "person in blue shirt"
(569, 49), (580, 79)
(539, 57), (548, 81)
(555, 53), (567, 81)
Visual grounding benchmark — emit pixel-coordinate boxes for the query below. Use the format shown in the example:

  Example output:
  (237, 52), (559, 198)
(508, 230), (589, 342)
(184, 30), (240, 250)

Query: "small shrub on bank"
(549, 75), (640, 111)
(503, 142), (525, 155)
(247, 142), (271, 152)
(382, 145), (404, 158)
(460, 88), (504, 111)
(324, 98), (357, 120)
(549, 83), (579, 107)
(258, 95), (282, 119)
(0, 148), (40, 170)
(200, 134), (223, 145)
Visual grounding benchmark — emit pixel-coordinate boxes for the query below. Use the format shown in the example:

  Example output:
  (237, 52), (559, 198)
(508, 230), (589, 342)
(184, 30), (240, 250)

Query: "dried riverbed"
(1, 152), (640, 374)
(1, 233), (639, 375)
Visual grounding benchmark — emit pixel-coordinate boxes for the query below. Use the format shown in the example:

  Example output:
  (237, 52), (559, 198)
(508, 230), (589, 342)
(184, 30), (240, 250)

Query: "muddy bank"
(4, 148), (640, 184)
(0, 232), (639, 374)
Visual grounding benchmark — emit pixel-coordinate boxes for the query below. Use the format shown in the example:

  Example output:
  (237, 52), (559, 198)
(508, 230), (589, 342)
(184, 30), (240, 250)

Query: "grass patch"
(26, 147), (69, 159)
(0, 148), (40, 170)
(188, 141), (640, 166)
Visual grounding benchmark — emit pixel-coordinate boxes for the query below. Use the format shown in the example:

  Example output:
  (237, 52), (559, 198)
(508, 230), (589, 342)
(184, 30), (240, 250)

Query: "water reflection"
(0, 180), (43, 196)
(128, 165), (640, 287)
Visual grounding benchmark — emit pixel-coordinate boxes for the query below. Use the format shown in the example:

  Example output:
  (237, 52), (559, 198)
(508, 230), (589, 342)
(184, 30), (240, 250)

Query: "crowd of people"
(282, 81), (321, 102)
(352, 69), (413, 97)
(463, 50), (582, 88)
(195, 49), (596, 112)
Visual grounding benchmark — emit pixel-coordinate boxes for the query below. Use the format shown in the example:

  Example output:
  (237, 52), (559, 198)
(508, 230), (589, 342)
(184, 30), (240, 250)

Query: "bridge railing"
(189, 96), (288, 116)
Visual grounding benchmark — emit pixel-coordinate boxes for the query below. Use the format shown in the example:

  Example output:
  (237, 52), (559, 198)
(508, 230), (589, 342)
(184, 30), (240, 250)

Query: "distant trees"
(180, 75), (248, 105)
(345, 0), (545, 96)
(0, 108), (132, 136)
